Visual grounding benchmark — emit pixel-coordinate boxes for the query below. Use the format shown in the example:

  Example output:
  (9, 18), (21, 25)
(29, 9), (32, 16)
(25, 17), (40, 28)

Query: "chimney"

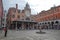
(16, 4), (18, 12)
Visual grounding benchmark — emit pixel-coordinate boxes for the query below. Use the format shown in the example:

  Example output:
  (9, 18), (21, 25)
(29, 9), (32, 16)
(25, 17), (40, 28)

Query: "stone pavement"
(0, 30), (4, 39)
(0, 30), (60, 40)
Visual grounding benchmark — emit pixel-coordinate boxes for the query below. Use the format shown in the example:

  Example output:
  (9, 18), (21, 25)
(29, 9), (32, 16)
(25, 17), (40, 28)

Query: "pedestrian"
(4, 27), (7, 37)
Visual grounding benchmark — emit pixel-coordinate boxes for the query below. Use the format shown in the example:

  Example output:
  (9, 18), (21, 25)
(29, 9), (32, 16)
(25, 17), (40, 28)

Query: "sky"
(2, 0), (60, 15)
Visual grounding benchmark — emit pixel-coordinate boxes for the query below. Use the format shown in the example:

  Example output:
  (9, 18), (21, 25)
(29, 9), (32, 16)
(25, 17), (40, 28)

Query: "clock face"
(25, 11), (30, 17)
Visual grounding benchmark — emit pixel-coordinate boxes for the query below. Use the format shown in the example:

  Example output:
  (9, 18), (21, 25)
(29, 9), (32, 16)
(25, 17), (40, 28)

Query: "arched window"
(12, 15), (15, 18)
(17, 15), (20, 18)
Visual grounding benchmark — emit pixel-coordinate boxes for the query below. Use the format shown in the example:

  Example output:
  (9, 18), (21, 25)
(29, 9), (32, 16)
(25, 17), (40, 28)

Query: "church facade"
(7, 3), (38, 30)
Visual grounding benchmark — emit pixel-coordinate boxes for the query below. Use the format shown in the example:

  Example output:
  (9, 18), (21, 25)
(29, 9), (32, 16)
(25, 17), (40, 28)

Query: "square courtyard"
(0, 30), (60, 40)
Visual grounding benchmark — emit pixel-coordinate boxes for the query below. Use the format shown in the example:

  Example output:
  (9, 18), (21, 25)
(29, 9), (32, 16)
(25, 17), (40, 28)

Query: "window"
(18, 10), (20, 13)
(31, 20), (33, 21)
(22, 10), (24, 13)
(3, 24), (4, 26)
(22, 19), (24, 20)
(17, 15), (20, 18)
(14, 10), (16, 13)
(2, 19), (4, 21)
(12, 15), (15, 18)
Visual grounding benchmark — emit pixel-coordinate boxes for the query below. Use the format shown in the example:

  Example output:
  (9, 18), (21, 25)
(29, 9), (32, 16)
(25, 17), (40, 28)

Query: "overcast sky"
(2, 0), (60, 15)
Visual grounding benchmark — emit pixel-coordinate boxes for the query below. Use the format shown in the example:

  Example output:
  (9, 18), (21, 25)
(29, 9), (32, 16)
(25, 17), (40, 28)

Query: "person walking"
(4, 27), (7, 37)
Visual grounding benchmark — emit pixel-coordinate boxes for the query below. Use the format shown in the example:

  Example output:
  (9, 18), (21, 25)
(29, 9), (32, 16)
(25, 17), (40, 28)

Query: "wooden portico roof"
(12, 20), (38, 23)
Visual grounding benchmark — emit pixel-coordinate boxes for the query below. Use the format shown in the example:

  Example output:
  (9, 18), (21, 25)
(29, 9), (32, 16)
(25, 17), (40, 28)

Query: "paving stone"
(0, 30), (60, 40)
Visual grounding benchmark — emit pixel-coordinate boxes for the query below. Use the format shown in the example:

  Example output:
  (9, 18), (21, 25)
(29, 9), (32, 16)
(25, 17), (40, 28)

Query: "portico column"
(22, 23), (23, 30)
(57, 24), (58, 30)
(32, 23), (34, 29)
(28, 23), (29, 30)
(13, 24), (15, 29)
(48, 24), (50, 29)
(30, 24), (31, 29)
(12, 24), (13, 29)
(21, 22), (24, 30)
(30, 24), (32, 29)
(16, 22), (17, 30)
(36, 24), (38, 29)
(50, 24), (52, 29)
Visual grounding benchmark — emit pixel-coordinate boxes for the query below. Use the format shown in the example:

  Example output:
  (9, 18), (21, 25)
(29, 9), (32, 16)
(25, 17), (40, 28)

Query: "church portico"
(10, 20), (37, 30)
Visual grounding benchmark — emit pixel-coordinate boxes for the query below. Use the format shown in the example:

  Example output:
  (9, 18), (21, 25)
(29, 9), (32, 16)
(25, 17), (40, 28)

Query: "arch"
(42, 23), (44, 25)
(51, 21), (54, 24)
(48, 22), (50, 24)
(40, 23), (41, 25)
(45, 22), (47, 24)
(55, 21), (59, 24)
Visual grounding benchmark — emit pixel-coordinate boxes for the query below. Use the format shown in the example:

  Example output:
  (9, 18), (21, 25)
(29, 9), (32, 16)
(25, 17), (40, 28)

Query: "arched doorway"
(51, 22), (54, 29)
(55, 21), (59, 29)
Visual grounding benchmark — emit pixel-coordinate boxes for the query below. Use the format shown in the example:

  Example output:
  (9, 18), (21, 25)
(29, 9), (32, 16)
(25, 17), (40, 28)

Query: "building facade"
(7, 3), (38, 30)
(34, 6), (60, 29)
(2, 10), (7, 28)
(7, 3), (60, 30)
(0, 0), (3, 29)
